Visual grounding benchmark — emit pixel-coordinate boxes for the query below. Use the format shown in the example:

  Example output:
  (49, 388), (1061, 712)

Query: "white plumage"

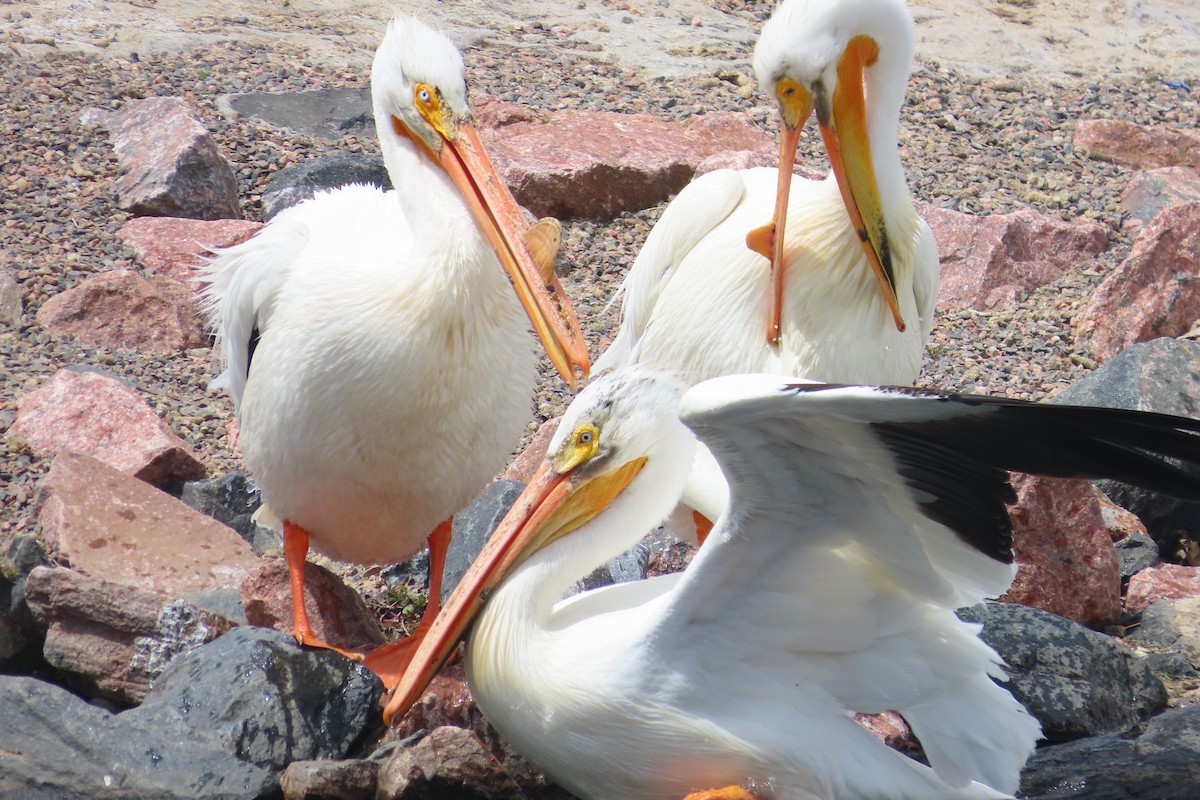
(201, 17), (587, 674)
(386, 365), (1200, 799)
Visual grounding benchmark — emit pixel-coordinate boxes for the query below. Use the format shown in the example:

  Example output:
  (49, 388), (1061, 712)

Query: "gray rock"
(0, 268), (23, 327)
(959, 602), (1166, 741)
(180, 472), (280, 555)
(0, 533), (48, 666)
(220, 87), (374, 141)
(1018, 705), (1200, 799)
(1115, 533), (1159, 580)
(261, 152), (391, 220)
(1051, 338), (1200, 544)
(137, 626), (382, 770)
(1125, 595), (1200, 668)
(0, 627), (382, 799)
(441, 480), (525, 605)
(102, 96), (241, 220)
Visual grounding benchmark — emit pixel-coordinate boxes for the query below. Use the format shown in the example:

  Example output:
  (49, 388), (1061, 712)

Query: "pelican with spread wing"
(385, 366), (1200, 799)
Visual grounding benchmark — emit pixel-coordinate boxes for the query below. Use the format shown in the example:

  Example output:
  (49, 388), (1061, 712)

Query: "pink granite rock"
(1120, 166), (1200, 230)
(8, 369), (205, 488)
(239, 559), (386, 654)
(487, 109), (774, 218)
(35, 450), (258, 594)
(1074, 119), (1200, 171)
(376, 726), (523, 799)
(281, 760), (378, 800)
(1126, 563), (1200, 615)
(35, 269), (210, 352)
(921, 204), (1109, 311)
(24, 565), (236, 704)
(1001, 474), (1122, 628)
(117, 217), (262, 283)
(100, 96), (241, 219)
(1075, 201), (1200, 362)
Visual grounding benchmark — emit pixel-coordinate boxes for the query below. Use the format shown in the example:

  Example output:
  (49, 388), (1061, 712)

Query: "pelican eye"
(413, 82), (446, 131)
(555, 423), (601, 472)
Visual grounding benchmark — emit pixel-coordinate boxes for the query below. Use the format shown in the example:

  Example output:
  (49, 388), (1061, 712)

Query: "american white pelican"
(384, 366), (1200, 799)
(595, 0), (936, 387)
(201, 17), (589, 682)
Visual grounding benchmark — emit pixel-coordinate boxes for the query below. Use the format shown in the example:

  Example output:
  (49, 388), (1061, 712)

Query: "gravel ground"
(1, 5), (1198, 583)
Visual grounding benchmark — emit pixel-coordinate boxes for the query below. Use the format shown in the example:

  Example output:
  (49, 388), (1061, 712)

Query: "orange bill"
(818, 35), (904, 332)
(438, 123), (590, 387)
(747, 77), (813, 347)
(381, 454), (646, 724)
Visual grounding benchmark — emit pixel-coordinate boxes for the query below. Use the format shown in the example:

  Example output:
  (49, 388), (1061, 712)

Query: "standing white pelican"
(384, 366), (1200, 799)
(201, 17), (589, 683)
(595, 0), (936, 387)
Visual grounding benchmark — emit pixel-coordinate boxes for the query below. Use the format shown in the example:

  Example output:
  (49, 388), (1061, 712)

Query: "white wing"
(911, 218), (939, 342)
(653, 376), (1200, 793)
(594, 170), (748, 373)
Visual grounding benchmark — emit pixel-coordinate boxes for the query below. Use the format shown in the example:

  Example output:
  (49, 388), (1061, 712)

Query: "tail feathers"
(903, 670), (1040, 794)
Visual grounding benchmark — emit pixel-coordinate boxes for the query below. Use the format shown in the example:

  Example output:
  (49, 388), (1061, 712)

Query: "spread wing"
(647, 375), (1200, 792)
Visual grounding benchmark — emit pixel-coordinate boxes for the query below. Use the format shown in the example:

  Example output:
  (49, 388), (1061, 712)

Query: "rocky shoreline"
(2, 2), (1200, 798)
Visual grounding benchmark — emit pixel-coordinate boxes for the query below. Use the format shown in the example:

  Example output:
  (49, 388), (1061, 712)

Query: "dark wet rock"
(1051, 338), (1200, 546)
(959, 602), (1166, 741)
(220, 86), (375, 141)
(441, 480), (525, 605)
(180, 472), (280, 553)
(261, 152), (391, 220)
(0, 627), (381, 799)
(1115, 534), (1160, 581)
(140, 626), (382, 769)
(1018, 704), (1200, 799)
(0, 534), (48, 665)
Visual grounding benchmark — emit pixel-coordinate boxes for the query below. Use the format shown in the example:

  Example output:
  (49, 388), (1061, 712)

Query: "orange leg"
(283, 520), (364, 660)
(362, 518), (453, 688)
(683, 788), (759, 800)
(693, 510), (715, 547)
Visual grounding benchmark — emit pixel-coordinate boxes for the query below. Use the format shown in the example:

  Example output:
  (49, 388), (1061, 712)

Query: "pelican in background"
(595, 0), (938, 542)
(201, 17), (589, 684)
(595, 0), (936, 387)
(385, 366), (1200, 799)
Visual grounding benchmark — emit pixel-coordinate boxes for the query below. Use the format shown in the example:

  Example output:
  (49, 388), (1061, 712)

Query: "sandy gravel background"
(7, 0), (1200, 81)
